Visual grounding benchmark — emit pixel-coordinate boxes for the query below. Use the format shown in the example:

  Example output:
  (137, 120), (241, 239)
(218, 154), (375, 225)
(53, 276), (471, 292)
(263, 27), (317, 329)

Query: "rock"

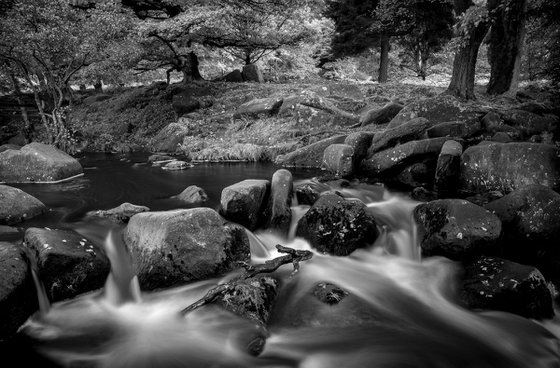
(312, 282), (349, 305)
(278, 92), (358, 125)
(0, 185), (46, 225)
(223, 69), (243, 82)
(480, 111), (503, 133)
(426, 120), (481, 139)
(388, 95), (482, 129)
(0, 242), (37, 341)
(0, 144), (21, 153)
(414, 199), (502, 261)
(264, 170), (293, 236)
(162, 160), (193, 171)
(295, 183), (321, 206)
(0, 142), (83, 183)
(396, 161), (433, 188)
(434, 140), (463, 195)
(275, 135), (347, 168)
(173, 185), (208, 204)
(490, 132), (513, 143)
(233, 98), (283, 119)
(501, 109), (559, 138)
(24, 228), (110, 302)
(410, 187), (438, 202)
(90, 202), (150, 224)
(151, 122), (190, 153)
(459, 142), (560, 194)
(464, 191), (504, 207)
(344, 132), (374, 163)
(220, 179), (270, 231)
(359, 102), (404, 127)
(485, 185), (560, 260)
(322, 144), (354, 177)
(172, 94), (200, 117)
(361, 137), (448, 176)
(124, 208), (250, 290)
(368, 117), (432, 155)
(295, 194), (378, 256)
(148, 154), (175, 164)
(242, 64), (264, 83)
(0, 225), (20, 242)
(461, 256), (554, 320)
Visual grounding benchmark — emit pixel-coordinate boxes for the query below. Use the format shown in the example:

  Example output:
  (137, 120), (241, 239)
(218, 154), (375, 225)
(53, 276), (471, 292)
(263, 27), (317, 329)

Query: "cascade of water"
(26, 250), (51, 315)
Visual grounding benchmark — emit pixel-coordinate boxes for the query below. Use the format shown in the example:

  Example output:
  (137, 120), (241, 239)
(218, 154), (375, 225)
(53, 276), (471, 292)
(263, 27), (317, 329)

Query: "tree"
(0, 0), (135, 151)
(445, 0), (490, 100)
(486, 0), (527, 96)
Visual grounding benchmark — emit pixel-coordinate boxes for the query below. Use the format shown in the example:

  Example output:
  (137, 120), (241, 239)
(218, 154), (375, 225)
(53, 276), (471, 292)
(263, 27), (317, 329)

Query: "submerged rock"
(461, 256), (554, 320)
(220, 179), (270, 231)
(459, 142), (560, 194)
(90, 202), (150, 224)
(296, 194), (378, 256)
(0, 241), (37, 341)
(124, 208), (250, 290)
(0, 185), (47, 225)
(0, 142), (83, 183)
(414, 199), (502, 261)
(24, 228), (110, 302)
(313, 282), (349, 305)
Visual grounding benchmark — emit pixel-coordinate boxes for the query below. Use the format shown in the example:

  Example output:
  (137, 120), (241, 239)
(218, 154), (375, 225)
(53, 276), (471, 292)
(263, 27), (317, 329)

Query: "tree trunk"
(180, 52), (203, 84)
(94, 79), (103, 93)
(378, 35), (390, 83)
(189, 52), (203, 80)
(486, 0), (527, 96)
(446, 1), (489, 100)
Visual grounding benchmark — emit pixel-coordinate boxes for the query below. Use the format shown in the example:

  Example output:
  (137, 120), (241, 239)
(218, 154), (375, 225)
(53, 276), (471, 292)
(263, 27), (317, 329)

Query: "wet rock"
(162, 160), (193, 170)
(220, 179), (270, 231)
(464, 191), (504, 207)
(434, 140), (463, 195)
(459, 142), (560, 194)
(501, 109), (559, 138)
(0, 142), (83, 183)
(426, 120), (481, 139)
(24, 228), (110, 302)
(359, 102), (404, 127)
(414, 199), (502, 261)
(344, 132), (374, 164)
(388, 95), (482, 129)
(264, 170), (293, 236)
(242, 64), (264, 83)
(485, 185), (560, 260)
(396, 161), (433, 188)
(312, 282), (349, 305)
(461, 256), (554, 320)
(294, 183), (321, 206)
(148, 154), (175, 164)
(368, 117), (432, 155)
(296, 194), (378, 256)
(90, 202), (150, 224)
(361, 137), (448, 176)
(0, 185), (46, 225)
(124, 208), (250, 290)
(322, 144), (354, 177)
(173, 185), (208, 204)
(274, 135), (347, 168)
(410, 187), (438, 202)
(233, 98), (283, 119)
(0, 242), (37, 341)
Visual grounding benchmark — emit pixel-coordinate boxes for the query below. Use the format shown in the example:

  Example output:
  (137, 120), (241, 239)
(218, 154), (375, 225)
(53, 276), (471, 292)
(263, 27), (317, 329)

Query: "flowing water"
(3, 153), (560, 367)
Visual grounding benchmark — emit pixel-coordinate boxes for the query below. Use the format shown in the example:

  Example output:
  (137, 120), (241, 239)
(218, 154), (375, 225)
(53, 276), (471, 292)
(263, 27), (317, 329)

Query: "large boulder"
(434, 140), (463, 195)
(124, 208), (250, 290)
(296, 194), (378, 256)
(461, 256), (554, 320)
(220, 179), (270, 231)
(459, 142), (560, 194)
(233, 98), (283, 119)
(367, 117), (432, 155)
(24, 228), (110, 302)
(0, 242), (37, 341)
(0, 185), (46, 225)
(264, 170), (293, 237)
(360, 137), (448, 176)
(414, 199), (502, 261)
(500, 109), (559, 138)
(388, 95), (482, 129)
(275, 135), (347, 168)
(322, 144), (354, 177)
(359, 102), (404, 127)
(426, 120), (481, 139)
(485, 185), (560, 261)
(0, 142), (83, 183)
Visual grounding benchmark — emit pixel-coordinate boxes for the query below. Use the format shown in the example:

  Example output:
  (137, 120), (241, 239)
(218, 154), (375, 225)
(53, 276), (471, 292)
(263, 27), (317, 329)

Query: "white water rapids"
(17, 181), (560, 368)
